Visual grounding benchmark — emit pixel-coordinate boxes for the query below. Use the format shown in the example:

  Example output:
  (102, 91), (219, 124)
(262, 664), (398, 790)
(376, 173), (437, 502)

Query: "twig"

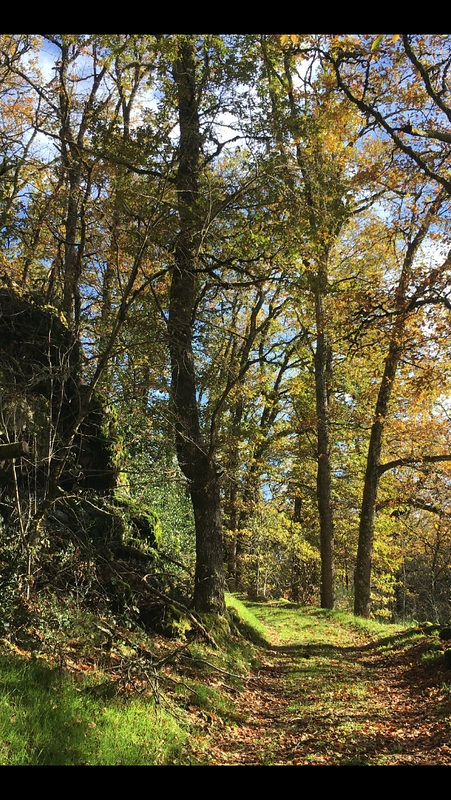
(141, 577), (219, 648)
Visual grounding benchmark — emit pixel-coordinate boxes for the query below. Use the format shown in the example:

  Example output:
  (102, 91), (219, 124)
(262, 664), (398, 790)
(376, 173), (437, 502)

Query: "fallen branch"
(0, 441), (29, 460)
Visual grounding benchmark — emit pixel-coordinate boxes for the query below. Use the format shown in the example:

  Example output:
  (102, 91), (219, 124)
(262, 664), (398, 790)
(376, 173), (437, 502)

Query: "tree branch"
(379, 454), (451, 476)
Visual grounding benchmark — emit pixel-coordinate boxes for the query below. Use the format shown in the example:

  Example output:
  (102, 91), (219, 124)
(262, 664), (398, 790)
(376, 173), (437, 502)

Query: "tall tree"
(167, 37), (226, 613)
(258, 36), (368, 607)
(354, 189), (450, 616)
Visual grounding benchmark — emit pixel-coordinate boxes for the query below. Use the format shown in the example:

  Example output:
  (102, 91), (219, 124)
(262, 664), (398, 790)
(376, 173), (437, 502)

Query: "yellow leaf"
(371, 35), (384, 51)
(281, 35), (289, 46)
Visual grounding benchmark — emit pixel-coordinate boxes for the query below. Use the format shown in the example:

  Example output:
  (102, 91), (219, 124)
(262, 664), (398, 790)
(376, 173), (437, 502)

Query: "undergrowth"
(0, 592), (448, 765)
(0, 592), (262, 765)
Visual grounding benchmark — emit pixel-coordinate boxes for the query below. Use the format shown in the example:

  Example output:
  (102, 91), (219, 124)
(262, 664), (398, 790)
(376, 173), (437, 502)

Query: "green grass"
(0, 594), (263, 766)
(225, 592), (272, 646)
(0, 653), (192, 765)
(0, 595), (446, 766)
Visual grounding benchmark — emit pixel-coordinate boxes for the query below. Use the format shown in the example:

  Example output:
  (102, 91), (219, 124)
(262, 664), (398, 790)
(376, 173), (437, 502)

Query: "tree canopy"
(0, 33), (450, 628)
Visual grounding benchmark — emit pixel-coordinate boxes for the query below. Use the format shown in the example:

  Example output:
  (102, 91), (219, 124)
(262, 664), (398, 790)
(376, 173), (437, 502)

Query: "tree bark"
(314, 287), (335, 609)
(0, 441), (29, 460)
(354, 339), (400, 617)
(169, 37), (225, 614)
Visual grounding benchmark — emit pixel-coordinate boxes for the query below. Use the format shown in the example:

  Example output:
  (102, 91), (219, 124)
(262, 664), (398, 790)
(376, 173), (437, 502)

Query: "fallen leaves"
(205, 622), (451, 766)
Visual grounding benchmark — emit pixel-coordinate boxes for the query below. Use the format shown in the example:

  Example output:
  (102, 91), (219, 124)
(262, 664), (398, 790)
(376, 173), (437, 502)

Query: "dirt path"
(207, 625), (451, 766)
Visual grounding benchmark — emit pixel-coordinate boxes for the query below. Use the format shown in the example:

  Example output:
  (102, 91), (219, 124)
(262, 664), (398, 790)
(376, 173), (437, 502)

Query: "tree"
(0, 36), (167, 548)
(163, 35), (265, 613)
(327, 35), (451, 199)
(167, 36), (226, 613)
(257, 35), (380, 608)
(2, 32), (451, 627)
(353, 188), (450, 616)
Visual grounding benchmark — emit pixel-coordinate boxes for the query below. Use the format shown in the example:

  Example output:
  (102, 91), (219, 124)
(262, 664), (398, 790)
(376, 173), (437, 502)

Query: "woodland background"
(0, 33), (451, 638)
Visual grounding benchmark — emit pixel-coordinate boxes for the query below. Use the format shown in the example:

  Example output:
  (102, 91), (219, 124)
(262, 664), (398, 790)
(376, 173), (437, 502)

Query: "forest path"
(206, 606), (451, 766)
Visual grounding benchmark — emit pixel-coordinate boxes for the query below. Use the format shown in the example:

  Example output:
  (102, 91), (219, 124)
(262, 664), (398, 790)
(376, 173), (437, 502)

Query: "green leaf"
(371, 35), (384, 51)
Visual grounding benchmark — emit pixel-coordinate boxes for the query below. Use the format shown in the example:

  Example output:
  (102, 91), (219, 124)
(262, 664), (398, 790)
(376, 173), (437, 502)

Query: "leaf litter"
(204, 611), (451, 766)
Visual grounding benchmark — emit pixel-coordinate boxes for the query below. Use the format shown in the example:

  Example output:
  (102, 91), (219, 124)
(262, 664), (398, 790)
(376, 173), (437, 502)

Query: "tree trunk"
(314, 289), (335, 609)
(0, 441), (29, 460)
(57, 41), (83, 329)
(169, 37), (225, 615)
(261, 42), (342, 610)
(224, 439), (240, 591)
(191, 478), (226, 612)
(354, 342), (399, 617)
(353, 194), (445, 617)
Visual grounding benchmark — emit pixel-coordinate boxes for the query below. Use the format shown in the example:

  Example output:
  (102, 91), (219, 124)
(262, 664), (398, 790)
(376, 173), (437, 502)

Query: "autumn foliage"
(0, 34), (450, 630)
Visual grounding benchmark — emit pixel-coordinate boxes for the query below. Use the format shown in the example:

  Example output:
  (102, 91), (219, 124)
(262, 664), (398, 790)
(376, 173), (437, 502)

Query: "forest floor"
(2, 596), (451, 766)
(199, 602), (451, 767)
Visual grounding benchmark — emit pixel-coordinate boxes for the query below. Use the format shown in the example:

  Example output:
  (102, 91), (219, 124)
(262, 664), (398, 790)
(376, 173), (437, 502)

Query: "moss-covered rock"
(0, 288), (169, 634)
(0, 287), (121, 497)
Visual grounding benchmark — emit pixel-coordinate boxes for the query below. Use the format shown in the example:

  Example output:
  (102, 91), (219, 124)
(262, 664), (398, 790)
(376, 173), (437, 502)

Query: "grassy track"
(206, 598), (451, 765)
(1, 596), (450, 765)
